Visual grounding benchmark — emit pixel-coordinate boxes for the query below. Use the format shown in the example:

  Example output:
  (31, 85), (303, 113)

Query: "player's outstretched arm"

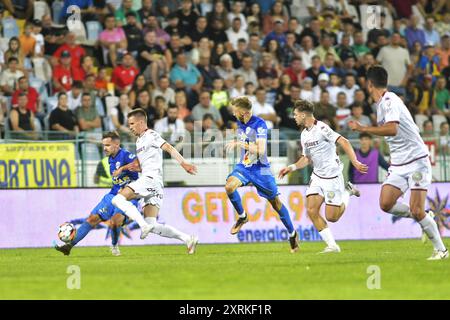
(337, 136), (369, 174)
(348, 120), (398, 137)
(113, 159), (141, 177)
(278, 156), (310, 179)
(161, 142), (198, 175)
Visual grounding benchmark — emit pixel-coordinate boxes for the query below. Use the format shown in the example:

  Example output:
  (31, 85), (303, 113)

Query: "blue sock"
(228, 190), (244, 216)
(111, 227), (121, 246)
(71, 221), (93, 246)
(277, 204), (295, 235)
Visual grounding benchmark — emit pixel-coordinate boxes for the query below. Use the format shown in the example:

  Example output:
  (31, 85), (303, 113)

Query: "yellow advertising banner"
(0, 143), (77, 188)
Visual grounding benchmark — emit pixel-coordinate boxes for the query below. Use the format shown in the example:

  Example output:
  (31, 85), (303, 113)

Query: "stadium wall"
(1, 184), (450, 248)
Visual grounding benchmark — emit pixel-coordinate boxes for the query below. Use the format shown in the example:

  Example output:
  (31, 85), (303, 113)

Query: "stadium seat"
(432, 114), (448, 131)
(52, 1), (64, 24)
(34, 0), (51, 21)
(45, 96), (58, 112)
(2, 17), (19, 39)
(32, 57), (52, 83)
(415, 114), (429, 132)
(105, 96), (119, 117)
(85, 21), (103, 43)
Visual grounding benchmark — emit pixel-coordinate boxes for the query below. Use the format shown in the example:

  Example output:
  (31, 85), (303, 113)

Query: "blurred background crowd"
(0, 0), (450, 160)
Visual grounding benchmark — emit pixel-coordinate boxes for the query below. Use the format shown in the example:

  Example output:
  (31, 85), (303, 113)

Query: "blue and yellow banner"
(0, 143), (77, 188)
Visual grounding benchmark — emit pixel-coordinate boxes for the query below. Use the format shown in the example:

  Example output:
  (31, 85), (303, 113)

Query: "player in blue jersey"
(225, 96), (299, 253)
(55, 131), (140, 256)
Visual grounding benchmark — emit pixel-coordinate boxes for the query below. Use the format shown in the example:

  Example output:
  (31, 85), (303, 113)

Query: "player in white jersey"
(111, 108), (199, 254)
(279, 100), (368, 253)
(349, 66), (448, 260)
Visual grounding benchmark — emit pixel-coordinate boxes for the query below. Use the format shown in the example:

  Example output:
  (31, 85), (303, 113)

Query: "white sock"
(238, 211), (247, 219)
(342, 190), (350, 209)
(388, 202), (413, 218)
(319, 228), (337, 247)
(145, 217), (190, 243)
(112, 194), (148, 229)
(418, 214), (446, 252)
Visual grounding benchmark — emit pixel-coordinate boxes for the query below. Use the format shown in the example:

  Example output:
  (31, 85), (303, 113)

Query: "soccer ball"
(58, 223), (76, 243)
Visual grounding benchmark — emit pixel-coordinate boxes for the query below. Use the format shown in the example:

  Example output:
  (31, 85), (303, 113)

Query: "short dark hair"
(203, 113), (214, 121)
(359, 132), (372, 140)
(8, 57), (18, 64)
(367, 66), (388, 88)
(102, 131), (120, 141)
(230, 96), (252, 110)
(294, 99), (314, 114)
(82, 92), (91, 99)
(128, 108), (148, 121)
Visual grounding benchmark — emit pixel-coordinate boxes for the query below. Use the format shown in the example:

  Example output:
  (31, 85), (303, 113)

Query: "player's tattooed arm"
(348, 121), (398, 137)
(112, 159), (141, 177)
(278, 156), (310, 179)
(161, 142), (198, 175)
(337, 136), (369, 174)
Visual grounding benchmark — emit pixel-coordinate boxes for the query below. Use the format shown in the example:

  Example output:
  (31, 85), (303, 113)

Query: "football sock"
(111, 226), (120, 246)
(276, 204), (295, 234)
(319, 228), (337, 247)
(419, 214), (446, 252)
(112, 194), (148, 228)
(71, 222), (92, 246)
(388, 202), (413, 218)
(228, 190), (245, 217)
(145, 217), (190, 243)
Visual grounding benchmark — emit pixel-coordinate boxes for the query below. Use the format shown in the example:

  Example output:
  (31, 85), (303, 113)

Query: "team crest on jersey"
(257, 127), (267, 135)
(412, 171), (423, 186)
(115, 162), (121, 169)
(245, 127), (252, 134)
(327, 191), (335, 199)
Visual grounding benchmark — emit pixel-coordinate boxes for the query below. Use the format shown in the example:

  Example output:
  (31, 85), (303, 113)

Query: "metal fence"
(2, 129), (450, 187)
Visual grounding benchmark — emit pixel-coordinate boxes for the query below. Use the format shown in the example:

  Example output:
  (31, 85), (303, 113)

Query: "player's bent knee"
(225, 183), (237, 194)
(306, 207), (319, 219)
(326, 215), (339, 223)
(87, 214), (100, 226)
(379, 200), (394, 213)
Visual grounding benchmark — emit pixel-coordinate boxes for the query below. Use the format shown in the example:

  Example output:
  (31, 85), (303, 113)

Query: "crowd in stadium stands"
(0, 0), (450, 156)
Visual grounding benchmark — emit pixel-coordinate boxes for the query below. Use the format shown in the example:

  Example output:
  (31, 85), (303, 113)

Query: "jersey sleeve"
(255, 120), (268, 140)
(149, 130), (167, 148)
(318, 122), (341, 143)
(123, 150), (137, 165)
(382, 99), (400, 123)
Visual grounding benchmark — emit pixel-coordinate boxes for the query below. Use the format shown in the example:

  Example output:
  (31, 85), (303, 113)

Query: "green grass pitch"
(0, 239), (449, 300)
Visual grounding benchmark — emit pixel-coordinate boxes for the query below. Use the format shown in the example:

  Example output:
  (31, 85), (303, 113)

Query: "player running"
(279, 100), (368, 253)
(55, 131), (140, 256)
(348, 66), (448, 260)
(111, 108), (199, 254)
(225, 96), (299, 253)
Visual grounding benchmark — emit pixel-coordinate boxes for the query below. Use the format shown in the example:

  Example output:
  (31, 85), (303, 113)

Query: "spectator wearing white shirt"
(0, 57), (24, 96)
(227, 1), (247, 31)
(66, 81), (84, 111)
(154, 104), (186, 144)
(226, 17), (249, 50)
(327, 73), (342, 106)
(300, 36), (317, 70)
(312, 73), (329, 102)
(339, 73), (359, 106)
(229, 75), (246, 99)
(300, 77), (314, 102)
(252, 87), (278, 129)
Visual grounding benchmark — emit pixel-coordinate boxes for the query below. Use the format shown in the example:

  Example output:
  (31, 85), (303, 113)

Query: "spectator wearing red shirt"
(283, 57), (306, 86)
(111, 52), (139, 93)
(53, 32), (86, 79)
(11, 76), (39, 114)
(52, 50), (74, 94)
